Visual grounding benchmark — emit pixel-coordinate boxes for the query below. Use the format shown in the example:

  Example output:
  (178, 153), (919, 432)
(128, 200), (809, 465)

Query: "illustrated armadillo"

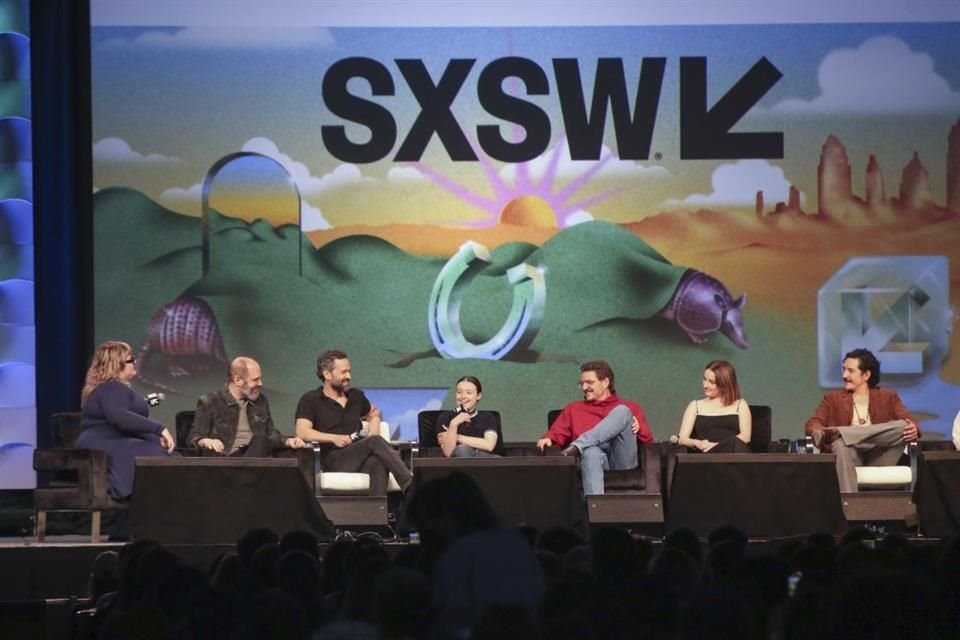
(659, 270), (749, 348)
(135, 296), (229, 392)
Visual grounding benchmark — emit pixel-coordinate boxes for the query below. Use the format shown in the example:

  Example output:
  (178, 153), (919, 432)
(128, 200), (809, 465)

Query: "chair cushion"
(317, 472), (402, 492)
(318, 472), (370, 493)
(855, 465), (912, 487)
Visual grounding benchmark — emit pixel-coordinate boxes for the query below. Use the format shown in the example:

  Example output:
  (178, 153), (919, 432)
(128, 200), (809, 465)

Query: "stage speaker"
(131, 457), (334, 543)
(666, 453), (846, 538)
(915, 450), (960, 538)
(413, 457), (588, 538)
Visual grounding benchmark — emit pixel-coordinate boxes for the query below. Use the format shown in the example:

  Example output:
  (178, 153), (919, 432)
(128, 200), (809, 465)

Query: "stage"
(5, 449), (960, 603)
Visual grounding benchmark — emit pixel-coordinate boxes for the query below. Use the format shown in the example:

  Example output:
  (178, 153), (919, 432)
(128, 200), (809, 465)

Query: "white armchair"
(953, 410), (960, 451)
(805, 436), (919, 490)
(312, 421), (404, 494)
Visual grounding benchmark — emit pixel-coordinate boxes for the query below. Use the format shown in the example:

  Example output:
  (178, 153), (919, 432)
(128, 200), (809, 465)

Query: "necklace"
(852, 402), (867, 425)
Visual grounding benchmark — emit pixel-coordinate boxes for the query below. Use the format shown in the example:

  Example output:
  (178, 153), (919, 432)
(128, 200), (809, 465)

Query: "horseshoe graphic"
(428, 241), (546, 360)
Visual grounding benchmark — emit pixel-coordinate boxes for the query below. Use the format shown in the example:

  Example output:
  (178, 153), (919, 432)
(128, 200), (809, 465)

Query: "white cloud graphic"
(315, 163), (371, 193)
(564, 210), (595, 227)
(93, 137), (180, 165)
(771, 36), (960, 114)
(499, 143), (669, 183)
(388, 166), (427, 183)
(662, 160), (804, 208)
(160, 183), (203, 214)
(301, 201), (331, 231)
(99, 26), (334, 50)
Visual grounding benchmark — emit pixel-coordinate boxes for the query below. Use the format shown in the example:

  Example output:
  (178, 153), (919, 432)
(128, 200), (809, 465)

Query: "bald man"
(188, 356), (305, 456)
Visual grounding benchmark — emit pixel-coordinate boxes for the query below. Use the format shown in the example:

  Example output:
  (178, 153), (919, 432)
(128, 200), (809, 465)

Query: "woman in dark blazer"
(75, 341), (177, 498)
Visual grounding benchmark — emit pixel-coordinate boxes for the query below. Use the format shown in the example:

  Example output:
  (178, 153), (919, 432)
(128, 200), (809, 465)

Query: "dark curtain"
(30, 0), (93, 447)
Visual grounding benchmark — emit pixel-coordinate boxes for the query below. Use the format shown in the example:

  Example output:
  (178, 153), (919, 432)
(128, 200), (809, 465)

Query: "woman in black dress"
(676, 360), (752, 454)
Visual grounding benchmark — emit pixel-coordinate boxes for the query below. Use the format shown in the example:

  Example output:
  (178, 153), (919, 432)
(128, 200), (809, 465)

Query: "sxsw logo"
(320, 56), (784, 163)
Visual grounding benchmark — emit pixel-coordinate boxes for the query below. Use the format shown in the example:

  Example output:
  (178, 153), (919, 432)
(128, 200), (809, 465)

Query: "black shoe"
(560, 445), (580, 458)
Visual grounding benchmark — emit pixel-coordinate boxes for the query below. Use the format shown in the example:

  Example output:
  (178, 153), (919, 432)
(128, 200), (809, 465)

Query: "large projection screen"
(89, 1), (960, 444)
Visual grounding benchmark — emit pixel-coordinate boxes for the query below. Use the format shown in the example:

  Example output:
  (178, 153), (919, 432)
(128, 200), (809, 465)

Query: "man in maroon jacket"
(537, 360), (653, 495)
(805, 348), (920, 492)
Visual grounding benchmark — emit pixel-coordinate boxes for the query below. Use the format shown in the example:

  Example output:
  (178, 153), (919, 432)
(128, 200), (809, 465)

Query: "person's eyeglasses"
(124, 357), (136, 364)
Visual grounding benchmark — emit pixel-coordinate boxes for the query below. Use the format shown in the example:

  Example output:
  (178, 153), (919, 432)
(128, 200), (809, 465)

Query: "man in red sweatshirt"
(537, 360), (653, 495)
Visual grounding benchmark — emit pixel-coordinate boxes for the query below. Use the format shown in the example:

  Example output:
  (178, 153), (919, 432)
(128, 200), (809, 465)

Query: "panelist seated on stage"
(76, 341), (178, 499)
(187, 357), (306, 457)
(537, 360), (653, 495)
(436, 376), (500, 458)
(804, 348), (920, 493)
(676, 360), (752, 454)
(294, 349), (413, 496)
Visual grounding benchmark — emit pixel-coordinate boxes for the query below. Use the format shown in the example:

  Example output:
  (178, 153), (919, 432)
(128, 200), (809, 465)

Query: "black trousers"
(323, 436), (412, 496)
(228, 433), (274, 457)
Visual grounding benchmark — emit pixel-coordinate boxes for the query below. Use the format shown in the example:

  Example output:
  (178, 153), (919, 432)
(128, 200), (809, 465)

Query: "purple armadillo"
(660, 270), (749, 348)
(135, 296), (229, 391)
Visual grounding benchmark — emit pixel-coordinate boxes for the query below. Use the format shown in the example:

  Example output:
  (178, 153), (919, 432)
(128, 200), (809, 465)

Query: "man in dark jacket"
(188, 356), (305, 456)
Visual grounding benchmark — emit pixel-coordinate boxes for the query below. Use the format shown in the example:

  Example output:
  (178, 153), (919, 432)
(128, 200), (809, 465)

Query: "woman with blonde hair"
(676, 360), (752, 454)
(75, 341), (177, 498)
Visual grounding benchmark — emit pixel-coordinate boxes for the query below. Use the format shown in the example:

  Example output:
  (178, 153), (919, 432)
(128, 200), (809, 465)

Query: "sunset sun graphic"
(413, 136), (627, 228)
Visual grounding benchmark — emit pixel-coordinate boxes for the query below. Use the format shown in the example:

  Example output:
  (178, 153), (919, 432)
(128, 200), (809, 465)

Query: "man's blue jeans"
(568, 405), (638, 495)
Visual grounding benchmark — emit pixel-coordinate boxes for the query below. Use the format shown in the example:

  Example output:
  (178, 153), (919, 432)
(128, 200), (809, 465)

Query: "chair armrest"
(34, 448), (108, 477)
(919, 440), (957, 452)
(503, 442), (560, 457)
(33, 448), (112, 508)
(908, 441), (919, 490)
(643, 443), (664, 494)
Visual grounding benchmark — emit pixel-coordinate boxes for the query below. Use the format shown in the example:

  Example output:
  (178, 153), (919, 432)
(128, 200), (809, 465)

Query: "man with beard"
(537, 360), (653, 495)
(295, 349), (413, 496)
(805, 348), (920, 492)
(188, 356), (306, 456)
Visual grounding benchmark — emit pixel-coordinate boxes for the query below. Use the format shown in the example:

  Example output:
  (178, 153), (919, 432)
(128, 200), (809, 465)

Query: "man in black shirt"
(295, 349), (412, 496)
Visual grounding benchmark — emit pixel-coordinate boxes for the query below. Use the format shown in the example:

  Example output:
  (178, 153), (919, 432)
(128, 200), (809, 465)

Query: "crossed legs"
(568, 405), (638, 495)
(832, 420), (909, 492)
(324, 436), (413, 496)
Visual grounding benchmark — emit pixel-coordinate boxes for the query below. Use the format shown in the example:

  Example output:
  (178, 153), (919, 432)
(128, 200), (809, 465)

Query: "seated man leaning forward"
(188, 356), (306, 456)
(295, 349), (413, 496)
(804, 348), (920, 493)
(537, 360), (653, 495)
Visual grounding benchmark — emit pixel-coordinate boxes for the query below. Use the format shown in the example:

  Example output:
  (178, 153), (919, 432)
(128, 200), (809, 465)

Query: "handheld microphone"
(669, 435), (680, 444)
(455, 403), (465, 414)
(146, 392), (165, 407)
(349, 427), (368, 443)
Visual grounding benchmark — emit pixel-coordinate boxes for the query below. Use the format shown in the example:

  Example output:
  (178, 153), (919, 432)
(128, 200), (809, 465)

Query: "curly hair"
(81, 341), (134, 403)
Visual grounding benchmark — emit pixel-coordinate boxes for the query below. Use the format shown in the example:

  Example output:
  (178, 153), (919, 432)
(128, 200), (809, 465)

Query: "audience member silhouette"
(65, 517), (960, 640)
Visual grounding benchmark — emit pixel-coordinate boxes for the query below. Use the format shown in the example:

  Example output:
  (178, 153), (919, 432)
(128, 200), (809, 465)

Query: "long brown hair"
(81, 341), (133, 403)
(705, 360), (741, 406)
